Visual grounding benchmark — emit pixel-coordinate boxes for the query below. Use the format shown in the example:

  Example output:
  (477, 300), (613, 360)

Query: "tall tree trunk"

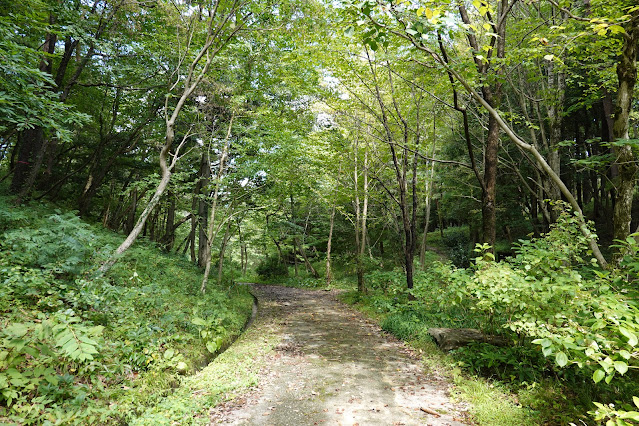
(612, 14), (639, 262)
(10, 128), (45, 199)
(201, 113), (234, 294)
(125, 187), (138, 234)
(545, 61), (566, 213)
(326, 203), (336, 286)
(10, 12), (56, 198)
(482, 103), (499, 250)
(197, 152), (211, 267)
(420, 132), (437, 269)
(162, 190), (176, 250)
(353, 134), (365, 293)
(216, 219), (232, 286)
(296, 237), (319, 278)
(360, 144), (369, 263)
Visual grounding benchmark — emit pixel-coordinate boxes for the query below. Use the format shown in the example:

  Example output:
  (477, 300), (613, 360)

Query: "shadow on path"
(211, 284), (469, 425)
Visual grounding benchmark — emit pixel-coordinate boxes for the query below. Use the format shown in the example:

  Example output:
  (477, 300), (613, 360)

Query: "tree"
(99, 0), (250, 273)
(342, 0), (609, 267)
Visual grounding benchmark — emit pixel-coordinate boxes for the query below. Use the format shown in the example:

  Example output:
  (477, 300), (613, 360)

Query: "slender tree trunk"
(296, 237), (319, 278)
(353, 134), (365, 293)
(125, 187), (138, 234)
(197, 152), (211, 266)
(612, 15), (639, 262)
(360, 144), (369, 262)
(482, 104), (499, 250)
(217, 219), (232, 286)
(201, 113), (234, 293)
(326, 203), (336, 286)
(98, 149), (172, 274)
(162, 190), (176, 250)
(237, 222), (246, 275)
(420, 131), (437, 269)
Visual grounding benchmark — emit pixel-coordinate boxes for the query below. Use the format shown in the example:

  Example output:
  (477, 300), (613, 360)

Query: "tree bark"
(201, 113), (234, 293)
(420, 119), (437, 269)
(612, 14), (639, 262)
(197, 152), (212, 266)
(353, 132), (366, 292)
(216, 219), (232, 286)
(296, 237), (319, 278)
(326, 203), (336, 286)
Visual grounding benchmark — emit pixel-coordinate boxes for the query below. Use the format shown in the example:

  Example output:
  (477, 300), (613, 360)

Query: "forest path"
(210, 284), (468, 425)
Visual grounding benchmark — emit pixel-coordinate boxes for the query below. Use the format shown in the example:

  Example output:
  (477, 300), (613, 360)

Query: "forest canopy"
(1, 0), (639, 424)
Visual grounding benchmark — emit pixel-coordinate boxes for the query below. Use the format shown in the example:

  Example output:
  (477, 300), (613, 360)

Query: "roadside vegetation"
(357, 223), (639, 424)
(0, 195), (253, 424)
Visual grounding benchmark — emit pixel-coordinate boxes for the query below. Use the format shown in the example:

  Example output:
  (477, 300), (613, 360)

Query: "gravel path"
(211, 284), (469, 425)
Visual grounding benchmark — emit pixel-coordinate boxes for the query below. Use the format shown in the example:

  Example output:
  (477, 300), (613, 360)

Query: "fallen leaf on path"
(420, 407), (441, 417)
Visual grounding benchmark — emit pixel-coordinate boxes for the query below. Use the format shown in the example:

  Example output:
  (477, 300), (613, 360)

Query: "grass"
(132, 289), (280, 425)
(0, 194), (254, 424)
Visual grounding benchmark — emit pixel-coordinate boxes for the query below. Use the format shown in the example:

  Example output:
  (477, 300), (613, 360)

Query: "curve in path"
(212, 285), (469, 425)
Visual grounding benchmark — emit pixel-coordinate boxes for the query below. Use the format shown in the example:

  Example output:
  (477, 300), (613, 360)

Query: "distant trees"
(338, 0), (638, 268)
(1, 0), (638, 283)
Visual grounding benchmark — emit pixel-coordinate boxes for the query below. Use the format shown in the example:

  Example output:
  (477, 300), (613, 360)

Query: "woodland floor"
(209, 284), (470, 425)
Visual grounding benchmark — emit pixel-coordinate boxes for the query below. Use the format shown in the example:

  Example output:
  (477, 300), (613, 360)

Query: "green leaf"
(555, 351), (568, 367)
(614, 361), (629, 375)
(206, 341), (218, 353)
(605, 372), (614, 384)
(633, 396), (639, 408)
(593, 369), (605, 383)
(191, 317), (208, 327)
(6, 324), (29, 338)
(608, 25), (625, 34)
(619, 411), (639, 421)
(620, 327), (638, 347)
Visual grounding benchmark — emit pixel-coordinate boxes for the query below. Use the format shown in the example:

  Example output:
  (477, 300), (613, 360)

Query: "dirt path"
(211, 285), (468, 425)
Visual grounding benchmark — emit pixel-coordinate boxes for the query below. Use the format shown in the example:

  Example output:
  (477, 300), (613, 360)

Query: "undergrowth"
(337, 208), (639, 425)
(0, 195), (253, 424)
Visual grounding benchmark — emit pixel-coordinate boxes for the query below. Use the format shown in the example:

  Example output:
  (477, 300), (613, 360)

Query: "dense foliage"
(1, 0), (639, 423)
(0, 196), (252, 424)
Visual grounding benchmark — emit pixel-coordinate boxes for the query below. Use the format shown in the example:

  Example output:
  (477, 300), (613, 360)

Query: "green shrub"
(453, 343), (553, 383)
(442, 227), (471, 267)
(381, 311), (424, 340)
(255, 255), (288, 279)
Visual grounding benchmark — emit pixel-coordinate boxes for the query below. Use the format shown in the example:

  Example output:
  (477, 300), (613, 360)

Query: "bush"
(381, 311), (424, 340)
(442, 227), (471, 267)
(453, 342), (553, 383)
(255, 255), (288, 279)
